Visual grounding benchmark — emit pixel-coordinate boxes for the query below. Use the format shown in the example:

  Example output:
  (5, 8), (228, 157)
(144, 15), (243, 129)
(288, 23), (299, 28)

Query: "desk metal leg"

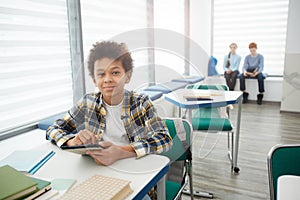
(182, 161), (214, 199)
(157, 175), (166, 200)
(184, 109), (214, 199)
(233, 100), (242, 173)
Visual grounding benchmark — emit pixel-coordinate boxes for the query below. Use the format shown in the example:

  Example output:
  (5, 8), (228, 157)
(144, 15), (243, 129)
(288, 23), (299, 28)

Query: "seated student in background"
(223, 43), (241, 91)
(46, 41), (172, 166)
(240, 42), (265, 105)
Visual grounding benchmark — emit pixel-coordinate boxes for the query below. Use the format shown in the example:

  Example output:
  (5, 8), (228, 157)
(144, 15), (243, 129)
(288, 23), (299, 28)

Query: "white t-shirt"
(102, 100), (129, 146)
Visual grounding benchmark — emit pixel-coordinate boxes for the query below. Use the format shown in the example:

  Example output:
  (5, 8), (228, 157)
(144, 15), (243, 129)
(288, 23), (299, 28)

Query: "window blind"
(213, 0), (289, 75)
(81, 2), (147, 70)
(0, 0), (73, 135)
(153, 0), (185, 76)
(80, 0), (148, 91)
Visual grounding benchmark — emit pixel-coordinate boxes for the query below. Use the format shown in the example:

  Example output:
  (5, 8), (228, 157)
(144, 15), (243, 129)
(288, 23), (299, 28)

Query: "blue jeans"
(224, 70), (239, 91)
(240, 72), (265, 93)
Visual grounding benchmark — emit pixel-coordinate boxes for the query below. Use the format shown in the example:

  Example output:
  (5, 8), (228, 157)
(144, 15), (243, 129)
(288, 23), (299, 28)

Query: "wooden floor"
(182, 102), (300, 200)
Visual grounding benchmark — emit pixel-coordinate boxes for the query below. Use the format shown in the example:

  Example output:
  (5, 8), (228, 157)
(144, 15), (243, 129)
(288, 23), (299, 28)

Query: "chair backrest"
(187, 84), (228, 91)
(267, 144), (300, 200)
(162, 118), (192, 162)
(208, 56), (219, 76)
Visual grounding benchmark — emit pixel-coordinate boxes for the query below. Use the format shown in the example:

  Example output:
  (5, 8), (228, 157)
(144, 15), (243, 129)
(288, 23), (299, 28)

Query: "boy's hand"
(243, 71), (248, 77)
(250, 72), (257, 77)
(86, 141), (136, 166)
(66, 129), (99, 146)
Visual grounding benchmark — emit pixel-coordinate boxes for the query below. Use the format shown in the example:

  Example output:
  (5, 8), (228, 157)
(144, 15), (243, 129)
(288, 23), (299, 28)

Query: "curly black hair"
(87, 41), (133, 77)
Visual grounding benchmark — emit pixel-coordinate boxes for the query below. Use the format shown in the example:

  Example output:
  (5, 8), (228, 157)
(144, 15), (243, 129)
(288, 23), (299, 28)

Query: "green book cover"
(0, 165), (37, 200)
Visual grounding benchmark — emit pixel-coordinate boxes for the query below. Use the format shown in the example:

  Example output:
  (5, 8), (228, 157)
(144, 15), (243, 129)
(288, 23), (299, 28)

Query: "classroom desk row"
(0, 129), (170, 200)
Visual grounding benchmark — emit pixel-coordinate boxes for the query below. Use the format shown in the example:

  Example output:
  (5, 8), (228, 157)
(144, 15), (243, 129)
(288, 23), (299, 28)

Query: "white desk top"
(164, 89), (243, 109)
(277, 175), (300, 200)
(0, 129), (170, 200)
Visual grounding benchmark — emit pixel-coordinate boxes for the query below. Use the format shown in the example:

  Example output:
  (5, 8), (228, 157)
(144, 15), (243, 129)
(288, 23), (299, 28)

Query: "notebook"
(24, 177), (51, 200)
(183, 94), (213, 101)
(183, 90), (223, 101)
(34, 178), (76, 200)
(0, 149), (55, 174)
(59, 175), (133, 200)
(0, 165), (37, 200)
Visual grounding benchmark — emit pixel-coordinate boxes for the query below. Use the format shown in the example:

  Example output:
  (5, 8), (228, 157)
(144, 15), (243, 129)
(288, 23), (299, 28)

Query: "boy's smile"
(93, 58), (131, 105)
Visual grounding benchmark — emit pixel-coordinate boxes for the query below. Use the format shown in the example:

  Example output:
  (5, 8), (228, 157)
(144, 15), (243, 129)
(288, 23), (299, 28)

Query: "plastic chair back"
(187, 84), (228, 91)
(187, 84), (229, 119)
(208, 56), (219, 76)
(267, 144), (300, 200)
(162, 118), (192, 162)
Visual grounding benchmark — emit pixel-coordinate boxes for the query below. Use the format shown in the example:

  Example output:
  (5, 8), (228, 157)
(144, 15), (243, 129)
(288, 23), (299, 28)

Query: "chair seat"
(192, 117), (233, 131)
(166, 180), (182, 200)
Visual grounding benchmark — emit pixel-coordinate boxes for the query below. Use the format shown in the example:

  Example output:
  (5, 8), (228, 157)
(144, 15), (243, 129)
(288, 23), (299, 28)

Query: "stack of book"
(0, 165), (51, 200)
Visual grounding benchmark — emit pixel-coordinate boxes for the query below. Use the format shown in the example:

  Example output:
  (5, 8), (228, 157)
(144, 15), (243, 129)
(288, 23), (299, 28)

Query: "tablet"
(61, 144), (104, 155)
(185, 97), (213, 101)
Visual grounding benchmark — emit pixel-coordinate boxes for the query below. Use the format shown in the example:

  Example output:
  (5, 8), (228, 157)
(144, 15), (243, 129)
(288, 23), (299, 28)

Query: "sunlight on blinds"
(80, 0), (148, 68)
(154, 0), (185, 76)
(213, 0), (289, 75)
(0, 0), (73, 134)
(80, 0), (148, 91)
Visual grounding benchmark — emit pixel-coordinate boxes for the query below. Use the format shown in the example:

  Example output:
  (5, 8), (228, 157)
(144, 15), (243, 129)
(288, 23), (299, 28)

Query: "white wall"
(280, 0), (300, 112)
(189, 0), (211, 76)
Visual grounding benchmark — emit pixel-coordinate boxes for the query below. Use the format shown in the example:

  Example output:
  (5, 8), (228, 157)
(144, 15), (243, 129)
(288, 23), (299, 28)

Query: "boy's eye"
(112, 71), (120, 75)
(97, 73), (104, 77)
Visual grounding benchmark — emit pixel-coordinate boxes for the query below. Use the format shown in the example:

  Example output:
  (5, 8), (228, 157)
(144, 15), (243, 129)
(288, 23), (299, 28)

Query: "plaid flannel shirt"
(46, 90), (172, 158)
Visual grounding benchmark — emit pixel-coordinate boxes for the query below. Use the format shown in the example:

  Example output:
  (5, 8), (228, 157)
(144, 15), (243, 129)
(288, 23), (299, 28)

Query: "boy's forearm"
(120, 145), (135, 153)
(120, 145), (136, 158)
(46, 127), (75, 147)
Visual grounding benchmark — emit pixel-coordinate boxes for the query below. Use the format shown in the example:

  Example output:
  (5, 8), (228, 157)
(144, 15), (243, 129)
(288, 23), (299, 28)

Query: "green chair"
(186, 84), (238, 173)
(162, 118), (194, 200)
(267, 144), (300, 200)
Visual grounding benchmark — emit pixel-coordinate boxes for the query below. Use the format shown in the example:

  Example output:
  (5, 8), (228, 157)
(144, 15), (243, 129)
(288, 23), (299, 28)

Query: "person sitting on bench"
(223, 43), (241, 91)
(240, 42), (265, 105)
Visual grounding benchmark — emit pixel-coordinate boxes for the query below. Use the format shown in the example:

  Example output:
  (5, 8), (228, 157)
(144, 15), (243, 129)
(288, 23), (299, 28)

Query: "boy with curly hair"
(46, 41), (172, 166)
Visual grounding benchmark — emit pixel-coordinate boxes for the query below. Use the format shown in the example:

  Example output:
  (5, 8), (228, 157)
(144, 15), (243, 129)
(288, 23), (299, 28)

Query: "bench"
(143, 81), (188, 94)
